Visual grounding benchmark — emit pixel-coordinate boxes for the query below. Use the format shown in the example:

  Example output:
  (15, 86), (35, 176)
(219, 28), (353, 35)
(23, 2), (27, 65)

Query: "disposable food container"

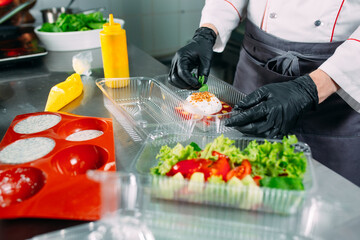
(0, 112), (116, 220)
(32, 171), (323, 240)
(96, 77), (197, 141)
(154, 74), (246, 134)
(134, 132), (316, 215)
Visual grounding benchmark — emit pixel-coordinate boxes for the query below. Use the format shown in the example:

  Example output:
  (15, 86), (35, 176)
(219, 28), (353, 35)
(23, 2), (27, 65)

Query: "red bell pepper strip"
(166, 159), (212, 179)
(166, 151), (231, 181)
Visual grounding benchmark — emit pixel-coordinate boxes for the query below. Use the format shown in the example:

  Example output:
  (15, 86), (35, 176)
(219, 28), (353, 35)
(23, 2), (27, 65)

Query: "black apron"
(233, 20), (360, 186)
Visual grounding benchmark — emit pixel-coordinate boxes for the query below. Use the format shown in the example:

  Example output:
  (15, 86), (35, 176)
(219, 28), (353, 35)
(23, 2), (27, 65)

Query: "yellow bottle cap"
(103, 14), (122, 33)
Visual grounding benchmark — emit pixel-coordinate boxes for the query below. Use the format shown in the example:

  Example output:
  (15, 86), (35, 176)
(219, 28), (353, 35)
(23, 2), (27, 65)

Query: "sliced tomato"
(208, 151), (231, 180)
(226, 159), (252, 181)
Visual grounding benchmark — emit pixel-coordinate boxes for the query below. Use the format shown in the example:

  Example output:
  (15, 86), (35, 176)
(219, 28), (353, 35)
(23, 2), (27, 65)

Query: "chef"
(168, 0), (360, 186)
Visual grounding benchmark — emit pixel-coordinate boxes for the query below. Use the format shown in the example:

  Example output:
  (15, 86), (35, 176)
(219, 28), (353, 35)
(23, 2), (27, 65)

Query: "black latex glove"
(168, 27), (216, 89)
(225, 75), (319, 138)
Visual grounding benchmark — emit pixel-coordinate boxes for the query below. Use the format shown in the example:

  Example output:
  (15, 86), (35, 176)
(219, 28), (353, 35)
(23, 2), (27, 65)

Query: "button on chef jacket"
(200, 0), (360, 112)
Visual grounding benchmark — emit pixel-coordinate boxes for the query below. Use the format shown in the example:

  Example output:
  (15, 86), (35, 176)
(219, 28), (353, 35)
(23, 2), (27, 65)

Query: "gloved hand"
(168, 27), (216, 89)
(225, 75), (319, 138)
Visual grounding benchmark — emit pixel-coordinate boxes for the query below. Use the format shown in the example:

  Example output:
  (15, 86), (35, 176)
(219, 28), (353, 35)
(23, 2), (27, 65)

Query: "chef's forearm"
(200, 23), (219, 35)
(318, 26), (360, 112)
(309, 69), (339, 104)
(200, 0), (245, 52)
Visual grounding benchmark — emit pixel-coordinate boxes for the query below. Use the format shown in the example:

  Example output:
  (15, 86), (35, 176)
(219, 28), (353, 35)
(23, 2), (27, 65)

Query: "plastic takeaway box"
(154, 74), (246, 134)
(96, 77), (197, 142)
(31, 170), (325, 240)
(134, 132), (317, 215)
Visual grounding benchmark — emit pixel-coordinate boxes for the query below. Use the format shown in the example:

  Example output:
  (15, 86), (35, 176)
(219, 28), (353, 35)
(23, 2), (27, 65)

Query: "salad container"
(134, 132), (316, 215)
(154, 74), (246, 134)
(96, 77), (197, 141)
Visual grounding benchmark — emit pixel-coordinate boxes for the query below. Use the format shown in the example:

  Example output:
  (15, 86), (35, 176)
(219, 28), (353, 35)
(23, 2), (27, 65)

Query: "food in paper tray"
(176, 91), (233, 122)
(150, 135), (307, 208)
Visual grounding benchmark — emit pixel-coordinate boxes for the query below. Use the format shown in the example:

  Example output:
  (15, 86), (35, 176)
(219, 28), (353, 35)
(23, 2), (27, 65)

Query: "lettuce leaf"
(150, 143), (198, 176)
(199, 135), (248, 163)
(242, 136), (307, 178)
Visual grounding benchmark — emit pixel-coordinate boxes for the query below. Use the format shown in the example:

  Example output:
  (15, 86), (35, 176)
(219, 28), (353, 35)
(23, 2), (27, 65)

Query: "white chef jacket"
(200, 0), (360, 112)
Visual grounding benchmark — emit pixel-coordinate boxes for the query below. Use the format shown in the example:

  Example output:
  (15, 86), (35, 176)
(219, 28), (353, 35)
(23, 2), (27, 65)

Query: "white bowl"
(34, 18), (125, 51)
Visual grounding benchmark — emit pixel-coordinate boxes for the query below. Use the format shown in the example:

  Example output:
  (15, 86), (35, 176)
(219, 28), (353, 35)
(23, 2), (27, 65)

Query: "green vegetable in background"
(39, 11), (107, 32)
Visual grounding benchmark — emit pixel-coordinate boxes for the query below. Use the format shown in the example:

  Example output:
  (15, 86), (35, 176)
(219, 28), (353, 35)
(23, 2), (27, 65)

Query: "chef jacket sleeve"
(199, 0), (248, 52)
(319, 25), (360, 112)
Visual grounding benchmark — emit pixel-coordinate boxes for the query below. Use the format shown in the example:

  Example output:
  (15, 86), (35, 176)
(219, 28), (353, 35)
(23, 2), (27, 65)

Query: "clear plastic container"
(154, 74), (246, 133)
(96, 77), (197, 141)
(134, 132), (317, 215)
(31, 170), (322, 240)
(32, 172), (155, 240)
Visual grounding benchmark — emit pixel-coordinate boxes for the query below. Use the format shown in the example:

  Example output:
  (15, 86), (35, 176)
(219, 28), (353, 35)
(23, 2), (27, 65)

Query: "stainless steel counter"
(0, 45), (359, 240)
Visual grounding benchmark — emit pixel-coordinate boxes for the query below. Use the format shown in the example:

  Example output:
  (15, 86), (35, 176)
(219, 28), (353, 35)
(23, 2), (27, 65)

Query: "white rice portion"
(0, 137), (55, 164)
(13, 114), (61, 134)
(66, 130), (104, 141)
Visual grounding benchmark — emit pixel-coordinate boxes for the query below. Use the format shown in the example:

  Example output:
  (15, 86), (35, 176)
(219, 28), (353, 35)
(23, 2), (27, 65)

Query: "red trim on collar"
(330, 0), (346, 42)
(224, 0), (242, 20)
(348, 38), (360, 42)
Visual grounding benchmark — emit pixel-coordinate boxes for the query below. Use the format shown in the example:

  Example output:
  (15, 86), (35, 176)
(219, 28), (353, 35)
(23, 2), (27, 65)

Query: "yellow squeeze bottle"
(100, 14), (130, 88)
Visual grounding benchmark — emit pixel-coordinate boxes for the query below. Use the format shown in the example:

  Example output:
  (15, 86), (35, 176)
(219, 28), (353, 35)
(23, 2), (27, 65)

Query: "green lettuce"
(199, 135), (248, 163)
(150, 143), (198, 175)
(260, 177), (304, 190)
(242, 136), (307, 178)
(150, 135), (307, 180)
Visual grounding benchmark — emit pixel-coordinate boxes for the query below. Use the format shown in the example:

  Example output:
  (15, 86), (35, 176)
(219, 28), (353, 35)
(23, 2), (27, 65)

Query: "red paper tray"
(0, 112), (116, 220)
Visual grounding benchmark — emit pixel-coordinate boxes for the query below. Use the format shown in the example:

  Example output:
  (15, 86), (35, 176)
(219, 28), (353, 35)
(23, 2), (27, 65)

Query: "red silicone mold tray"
(0, 112), (116, 220)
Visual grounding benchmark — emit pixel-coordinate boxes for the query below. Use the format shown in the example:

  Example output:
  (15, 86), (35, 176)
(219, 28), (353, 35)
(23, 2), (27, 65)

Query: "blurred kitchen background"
(29, 0), (244, 84)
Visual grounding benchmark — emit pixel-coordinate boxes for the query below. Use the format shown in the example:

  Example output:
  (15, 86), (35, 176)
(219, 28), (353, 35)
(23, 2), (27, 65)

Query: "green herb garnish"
(197, 75), (208, 92)
(191, 73), (209, 92)
(190, 142), (202, 151)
